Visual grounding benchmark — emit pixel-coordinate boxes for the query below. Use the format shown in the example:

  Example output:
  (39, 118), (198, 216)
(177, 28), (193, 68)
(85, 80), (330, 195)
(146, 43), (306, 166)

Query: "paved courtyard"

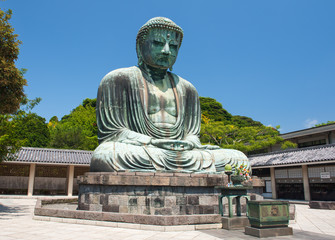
(1, 196), (335, 240)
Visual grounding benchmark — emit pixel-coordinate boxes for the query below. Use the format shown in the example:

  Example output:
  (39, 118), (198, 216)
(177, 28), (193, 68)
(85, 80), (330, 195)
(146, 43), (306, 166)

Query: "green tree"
(0, 8), (28, 162)
(0, 9), (27, 114)
(49, 100), (98, 150)
(49, 116), (59, 122)
(82, 98), (96, 108)
(11, 112), (50, 147)
(0, 113), (26, 161)
(200, 97), (232, 122)
(200, 120), (296, 154)
(230, 115), (263, 127)
(0, 98), (45, 162)
(199, 97), (263, 128)
(199, 97), (296, 153)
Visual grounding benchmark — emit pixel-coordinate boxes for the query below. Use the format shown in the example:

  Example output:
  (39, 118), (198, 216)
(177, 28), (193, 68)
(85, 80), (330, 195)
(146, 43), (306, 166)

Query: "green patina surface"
(247, 201), (290, 228)
(216, 186), (252, 218)
(90, 17), (250, 173)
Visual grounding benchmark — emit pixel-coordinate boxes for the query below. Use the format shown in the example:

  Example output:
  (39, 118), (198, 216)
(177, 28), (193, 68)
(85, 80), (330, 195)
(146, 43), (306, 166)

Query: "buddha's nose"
(161, 43), (171, 55)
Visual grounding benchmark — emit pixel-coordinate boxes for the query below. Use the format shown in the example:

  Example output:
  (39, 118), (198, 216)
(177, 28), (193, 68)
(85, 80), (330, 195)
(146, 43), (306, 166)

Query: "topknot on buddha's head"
(136, 17), (183, 48)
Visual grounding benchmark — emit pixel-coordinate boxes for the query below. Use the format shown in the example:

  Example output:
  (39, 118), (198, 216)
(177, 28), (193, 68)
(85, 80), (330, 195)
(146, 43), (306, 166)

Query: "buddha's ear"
(136, 43), (143, 66)
(169, 66), (173, 71)
(138, 56), (143, 66)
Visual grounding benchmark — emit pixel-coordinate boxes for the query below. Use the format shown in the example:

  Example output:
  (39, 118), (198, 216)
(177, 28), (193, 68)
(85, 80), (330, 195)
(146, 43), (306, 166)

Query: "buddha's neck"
(140, 63), (168, 82)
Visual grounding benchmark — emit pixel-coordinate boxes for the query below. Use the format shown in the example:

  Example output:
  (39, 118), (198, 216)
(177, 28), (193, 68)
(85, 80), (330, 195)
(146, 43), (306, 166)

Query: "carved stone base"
(78, 172), (226, 215)
(245, 226), (293, 238)
(33, 172), (263, 227)
(34, 198), (222, 226)
(76, 172), (228, 225)
(222, 216), (250, 230)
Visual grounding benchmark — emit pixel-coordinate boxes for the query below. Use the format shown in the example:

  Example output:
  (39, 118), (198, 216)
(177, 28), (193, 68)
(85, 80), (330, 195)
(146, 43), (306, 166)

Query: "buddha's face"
(140, 28), (181, 70)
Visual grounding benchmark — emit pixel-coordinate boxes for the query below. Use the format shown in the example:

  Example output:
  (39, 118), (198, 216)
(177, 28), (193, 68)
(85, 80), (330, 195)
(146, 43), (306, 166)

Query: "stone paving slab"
(1, 196), (335, 239)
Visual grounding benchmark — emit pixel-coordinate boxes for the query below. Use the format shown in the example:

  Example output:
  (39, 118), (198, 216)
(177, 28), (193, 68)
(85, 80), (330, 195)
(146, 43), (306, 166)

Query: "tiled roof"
(249, 144), (335, 168)
(6, 147), (92, 165)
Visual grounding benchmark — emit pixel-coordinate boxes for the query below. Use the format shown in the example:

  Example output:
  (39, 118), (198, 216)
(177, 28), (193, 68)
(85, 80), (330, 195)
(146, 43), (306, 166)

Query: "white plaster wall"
(0, 176), (28, 189)
(34, 177), (66, 190)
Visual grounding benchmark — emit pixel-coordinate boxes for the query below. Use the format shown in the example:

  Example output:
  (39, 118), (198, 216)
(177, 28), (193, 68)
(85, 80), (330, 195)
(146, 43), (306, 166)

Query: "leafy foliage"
(11, 112), (50, 148)
(49, 116), (59, 123)
(199, 97), (296, 154)
(315, 121), (335, 127)
(0, 9), (27, 114)
(0, 97), (49, 162)
(49, 100), (98, 150)
(200, 97), (232, 122)
(200, 121), (283, 153)
(0, 113), (26, 162)
(82, 98), (96, 108)
(230, 115), (263, 127)
(199, 97), (263, 127)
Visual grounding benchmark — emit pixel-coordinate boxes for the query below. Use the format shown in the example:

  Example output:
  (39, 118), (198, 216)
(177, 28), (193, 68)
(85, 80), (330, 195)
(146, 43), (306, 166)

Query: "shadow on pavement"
(0, 203), (30, 220)
(293, 230), (335, 240)
(200, 228), (335, 240)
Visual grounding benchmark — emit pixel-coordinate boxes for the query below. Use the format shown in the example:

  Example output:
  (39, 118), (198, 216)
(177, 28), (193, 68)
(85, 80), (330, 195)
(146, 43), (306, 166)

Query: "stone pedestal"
(222, 216), (250, 230)
(245, 226), (293, 238)
(77, 172), (227, 225)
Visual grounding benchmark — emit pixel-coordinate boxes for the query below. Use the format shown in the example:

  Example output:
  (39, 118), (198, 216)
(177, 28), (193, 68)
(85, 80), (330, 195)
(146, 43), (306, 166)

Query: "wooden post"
(27, 163), (36, 196)
(302, 165), (311, 201)
(66, 165), (75, 196)
(270, 167), (277, 199)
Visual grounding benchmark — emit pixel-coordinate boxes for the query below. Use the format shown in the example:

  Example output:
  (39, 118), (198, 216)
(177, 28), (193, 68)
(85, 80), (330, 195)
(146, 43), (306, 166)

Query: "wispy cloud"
(304, 119), (318, 128)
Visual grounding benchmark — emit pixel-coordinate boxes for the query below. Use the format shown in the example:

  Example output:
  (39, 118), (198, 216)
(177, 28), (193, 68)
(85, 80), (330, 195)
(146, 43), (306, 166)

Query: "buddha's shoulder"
(170, 72), (197, 92)
(100, 66), (139, 84)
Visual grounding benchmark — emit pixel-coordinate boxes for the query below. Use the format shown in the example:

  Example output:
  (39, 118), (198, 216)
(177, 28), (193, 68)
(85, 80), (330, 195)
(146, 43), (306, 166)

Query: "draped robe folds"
(90, 66), (250, 172)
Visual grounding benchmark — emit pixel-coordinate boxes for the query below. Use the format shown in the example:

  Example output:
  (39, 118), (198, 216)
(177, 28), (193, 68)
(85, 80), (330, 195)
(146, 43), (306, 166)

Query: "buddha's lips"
(157, 56), (175, 63)
(156, 54), (176, 59)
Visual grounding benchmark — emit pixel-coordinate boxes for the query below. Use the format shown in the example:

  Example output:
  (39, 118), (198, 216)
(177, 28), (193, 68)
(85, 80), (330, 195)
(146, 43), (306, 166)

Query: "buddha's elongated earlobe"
(136, 43), (143, 66)
(138, 56), (143, 66)
(169, 66), (173, 71)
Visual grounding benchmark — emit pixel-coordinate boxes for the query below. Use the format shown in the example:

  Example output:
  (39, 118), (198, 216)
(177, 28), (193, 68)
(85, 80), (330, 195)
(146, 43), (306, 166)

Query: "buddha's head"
(136, 17), (183, 71)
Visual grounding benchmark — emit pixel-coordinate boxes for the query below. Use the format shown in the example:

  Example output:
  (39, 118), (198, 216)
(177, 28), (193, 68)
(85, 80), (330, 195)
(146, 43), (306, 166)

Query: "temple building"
(250, 123), (335, 201)
(0, 148), (91, 196)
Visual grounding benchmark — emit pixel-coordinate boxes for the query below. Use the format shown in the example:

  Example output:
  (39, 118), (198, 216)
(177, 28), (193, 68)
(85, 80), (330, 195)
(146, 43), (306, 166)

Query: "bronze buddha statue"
(90, 17), (250, 173)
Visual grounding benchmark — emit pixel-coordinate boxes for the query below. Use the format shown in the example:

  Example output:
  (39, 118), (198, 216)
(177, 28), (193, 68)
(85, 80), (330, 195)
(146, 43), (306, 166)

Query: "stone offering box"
(247, 200), (290, 228)
(245, 200), (293, 238)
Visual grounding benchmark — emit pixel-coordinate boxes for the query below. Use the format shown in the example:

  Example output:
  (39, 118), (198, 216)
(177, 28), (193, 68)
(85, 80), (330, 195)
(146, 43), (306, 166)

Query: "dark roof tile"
(6, 147), (92, 165)
(249, 144), (335, 167)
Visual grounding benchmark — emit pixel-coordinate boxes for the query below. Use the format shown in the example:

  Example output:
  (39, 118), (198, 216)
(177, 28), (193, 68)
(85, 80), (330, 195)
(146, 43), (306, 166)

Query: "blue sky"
(2, 0), (335, 133)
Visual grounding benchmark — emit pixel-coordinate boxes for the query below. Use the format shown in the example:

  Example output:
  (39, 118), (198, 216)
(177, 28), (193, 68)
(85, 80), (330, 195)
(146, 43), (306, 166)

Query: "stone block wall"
(78, 172), (225, 215)
(78, 172), (263, 216)
(79, 186), (221, 215)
